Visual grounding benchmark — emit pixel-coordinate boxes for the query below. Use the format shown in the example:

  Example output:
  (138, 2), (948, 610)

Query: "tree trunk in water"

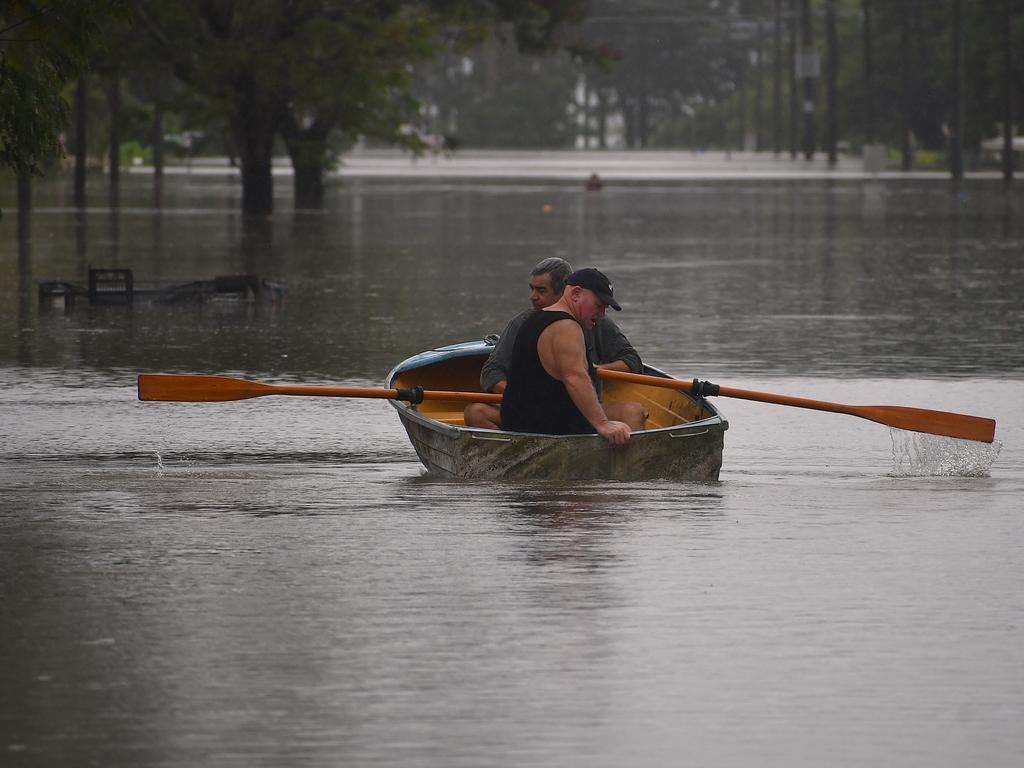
(234, 113), (278, 216)
(241, 158), (274, 215)
(17, 173), (31, 239)
(293, 162), (325, 209)
(282, 120), (329, 209)
(74, 76), (87, 208)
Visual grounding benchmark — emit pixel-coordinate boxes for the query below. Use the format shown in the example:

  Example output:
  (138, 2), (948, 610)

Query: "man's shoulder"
(541, 312), (583, 338)
(596, 316), (622, 330)
(503, 307), (536, 332)
(510, 307), (536, 323)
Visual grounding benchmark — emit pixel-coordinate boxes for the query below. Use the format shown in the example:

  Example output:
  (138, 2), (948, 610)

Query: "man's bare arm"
(542, 320), (631, 444)
(595, 360), (631, 373)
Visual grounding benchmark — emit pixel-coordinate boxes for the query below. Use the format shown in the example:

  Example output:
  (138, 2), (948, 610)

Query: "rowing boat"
(385, 339), (729, 481)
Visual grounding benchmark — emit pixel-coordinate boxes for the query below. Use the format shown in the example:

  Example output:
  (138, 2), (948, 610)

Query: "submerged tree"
(133, 1), (591, 215)
(279, 5), (442, 208)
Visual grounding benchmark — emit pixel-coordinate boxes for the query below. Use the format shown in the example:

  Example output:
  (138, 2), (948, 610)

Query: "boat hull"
(388, 340), (728, 481)
(397, 410), (725, 481)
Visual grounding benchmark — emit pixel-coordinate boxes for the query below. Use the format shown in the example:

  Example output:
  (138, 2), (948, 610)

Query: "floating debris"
(39, 266), (285, 309)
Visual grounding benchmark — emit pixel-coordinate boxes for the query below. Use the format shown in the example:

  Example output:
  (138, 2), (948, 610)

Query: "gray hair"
(531, 257), (573, 294)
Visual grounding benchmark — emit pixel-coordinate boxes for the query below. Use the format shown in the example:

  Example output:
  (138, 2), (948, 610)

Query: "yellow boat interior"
(391, 353), (712, 430)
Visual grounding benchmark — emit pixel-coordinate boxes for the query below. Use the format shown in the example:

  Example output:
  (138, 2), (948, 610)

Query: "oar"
(137, 374), (502, 404)
(597, 368), (996, 443)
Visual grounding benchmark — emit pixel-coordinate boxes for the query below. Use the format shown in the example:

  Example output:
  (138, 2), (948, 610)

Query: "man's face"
(573, 287), (607, 330)
(529, 272), (561, 309)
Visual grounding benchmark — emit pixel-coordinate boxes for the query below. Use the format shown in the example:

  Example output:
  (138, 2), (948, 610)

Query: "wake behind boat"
(386, 339), (729, 481)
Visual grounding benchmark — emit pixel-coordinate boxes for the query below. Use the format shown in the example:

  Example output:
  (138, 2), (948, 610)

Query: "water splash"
(889, 429), (1002, 477)
(155, 450), (165, 475)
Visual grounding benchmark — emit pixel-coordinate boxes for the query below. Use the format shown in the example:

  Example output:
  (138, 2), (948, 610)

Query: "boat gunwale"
(393, 401), (726, 440)
(386, 339), (728, 438)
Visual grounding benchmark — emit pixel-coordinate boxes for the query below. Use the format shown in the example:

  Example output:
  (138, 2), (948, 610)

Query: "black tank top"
(500, 310), (596, 435)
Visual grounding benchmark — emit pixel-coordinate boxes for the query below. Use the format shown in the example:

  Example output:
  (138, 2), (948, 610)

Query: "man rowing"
(500, 268), (646, 444)
(464, 258), (643, 430)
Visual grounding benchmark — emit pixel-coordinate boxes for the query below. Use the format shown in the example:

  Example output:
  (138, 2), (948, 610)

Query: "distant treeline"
(4, 1), (1021, 215)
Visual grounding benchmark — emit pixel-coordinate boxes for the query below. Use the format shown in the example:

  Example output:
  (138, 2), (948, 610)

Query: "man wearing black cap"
(464, 258), (641, 430)
(499, 268), (645, 444)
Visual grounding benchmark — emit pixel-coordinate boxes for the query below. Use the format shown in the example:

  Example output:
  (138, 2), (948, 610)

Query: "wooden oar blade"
(138, 374), (272, 402)
(596, 369), (997, 443)
(857, 405), (996, 443)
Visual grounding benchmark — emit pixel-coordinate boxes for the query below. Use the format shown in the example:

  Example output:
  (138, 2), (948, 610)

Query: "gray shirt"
(480, 309), (642, 394)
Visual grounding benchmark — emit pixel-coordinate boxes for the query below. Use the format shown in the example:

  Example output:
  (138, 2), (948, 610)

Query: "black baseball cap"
(566, 268), (621, 311)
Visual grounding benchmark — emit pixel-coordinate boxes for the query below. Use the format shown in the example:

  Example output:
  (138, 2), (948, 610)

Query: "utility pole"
(825, 0), (838, 167)
(900, 3), (912, 171)
(799, 0), (816, 160)
(755, 17), (764, 152)
(1003, 0), (1014, 183)
(950, 0), (964, 182)
(789, 0), (799, 158)
(74, 76), (88, 208)
(773, 0), (782, 155)
(862, 0), (875, 145)
(108, 75), (121, 205)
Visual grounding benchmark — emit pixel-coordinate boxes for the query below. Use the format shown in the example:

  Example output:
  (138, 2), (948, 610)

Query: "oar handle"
(278, 385), (502, 404)
(239, 384), (501, 403)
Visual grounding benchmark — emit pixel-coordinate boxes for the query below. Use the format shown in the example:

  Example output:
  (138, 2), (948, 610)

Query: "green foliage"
(128, 1), (592, 211)
(120, 140), (151, 167)
(8, 0), (1024, 184)
(885, 146), (945, 169)
(0, 1), (128, 176)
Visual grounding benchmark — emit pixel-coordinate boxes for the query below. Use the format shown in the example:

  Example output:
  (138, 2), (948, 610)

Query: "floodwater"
(2, 167), (1023, 767)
